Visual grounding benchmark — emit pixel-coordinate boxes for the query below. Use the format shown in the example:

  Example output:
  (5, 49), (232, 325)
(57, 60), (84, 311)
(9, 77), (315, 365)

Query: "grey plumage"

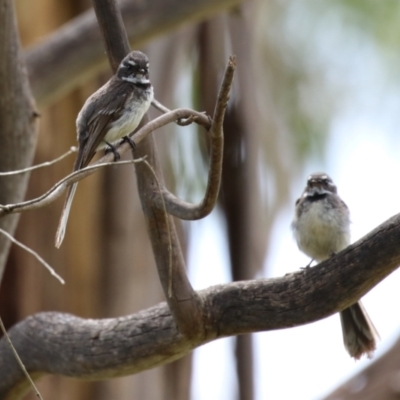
(55, 51), (154, 248)
(292, 172), (379, 359)
(293, 176), (350, 262)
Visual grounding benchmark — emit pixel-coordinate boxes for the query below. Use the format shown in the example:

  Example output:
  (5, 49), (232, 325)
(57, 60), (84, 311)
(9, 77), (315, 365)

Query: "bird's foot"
(300, 259), (314, 270)
(105, 141), (120, 161)
(121, 136), (136, 150)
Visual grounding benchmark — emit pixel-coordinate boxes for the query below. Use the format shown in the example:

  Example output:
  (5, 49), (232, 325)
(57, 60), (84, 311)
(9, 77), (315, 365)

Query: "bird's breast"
(101, 86), (154, 147)
(292, 197), (350, 261)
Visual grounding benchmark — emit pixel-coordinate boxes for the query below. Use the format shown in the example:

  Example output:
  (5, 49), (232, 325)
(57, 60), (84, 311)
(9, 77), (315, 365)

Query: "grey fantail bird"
(55, 50), (154, 248)
(292, 172), (379, 359)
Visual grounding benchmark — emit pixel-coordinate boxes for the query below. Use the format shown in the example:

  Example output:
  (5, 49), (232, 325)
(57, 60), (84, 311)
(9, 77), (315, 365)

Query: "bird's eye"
(124, 60), (138, 71)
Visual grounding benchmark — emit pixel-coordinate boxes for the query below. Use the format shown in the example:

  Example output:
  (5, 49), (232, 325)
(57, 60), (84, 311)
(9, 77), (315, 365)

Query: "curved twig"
(131, 108), (211, 145)
(153, 56), (235, 219)
(151, 99), (205, 126)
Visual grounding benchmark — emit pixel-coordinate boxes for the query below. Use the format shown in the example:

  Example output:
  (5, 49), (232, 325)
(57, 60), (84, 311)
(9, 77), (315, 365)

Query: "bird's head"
(117, 51), (150, 85)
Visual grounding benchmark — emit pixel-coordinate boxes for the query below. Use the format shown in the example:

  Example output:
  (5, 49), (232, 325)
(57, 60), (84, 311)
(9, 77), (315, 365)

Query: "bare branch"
(0, 158), (146, 217)
(152, 98), (171, 114)
(141, 160), (174, 298)
(0, 0), (38, 285)
(153, 56), (235, 219)
(136, 105), (206, 339)
(90, 0), (130, 68)
(1, 211), (400, 398)
(0, 228), (64, 284)
(150, 99), (197, 126)
(0, 147), (76, 176)
(132, 108), (211, 143)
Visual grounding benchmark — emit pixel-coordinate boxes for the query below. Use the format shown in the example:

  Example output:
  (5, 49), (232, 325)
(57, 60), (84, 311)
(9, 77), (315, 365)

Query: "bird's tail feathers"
(340, 301), (380, 359)
(55, 183), (78, 248)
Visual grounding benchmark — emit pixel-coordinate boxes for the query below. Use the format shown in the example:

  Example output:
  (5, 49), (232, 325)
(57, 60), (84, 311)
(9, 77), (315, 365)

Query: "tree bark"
(2, 211), (400, 398)
(0, 0), (38, 283)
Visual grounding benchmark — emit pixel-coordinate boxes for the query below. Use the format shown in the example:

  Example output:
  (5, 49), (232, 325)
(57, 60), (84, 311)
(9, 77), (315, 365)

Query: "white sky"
(188, 4), (400, 399)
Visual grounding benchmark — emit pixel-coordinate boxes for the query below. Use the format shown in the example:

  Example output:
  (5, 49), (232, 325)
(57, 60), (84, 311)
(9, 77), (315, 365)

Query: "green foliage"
(333, 0), (400, 49)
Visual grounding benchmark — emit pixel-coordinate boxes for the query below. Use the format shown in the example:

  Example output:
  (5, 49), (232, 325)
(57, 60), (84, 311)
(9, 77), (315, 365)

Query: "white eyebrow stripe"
(128, 60), (137, 66)
(122, 76), (150, 84)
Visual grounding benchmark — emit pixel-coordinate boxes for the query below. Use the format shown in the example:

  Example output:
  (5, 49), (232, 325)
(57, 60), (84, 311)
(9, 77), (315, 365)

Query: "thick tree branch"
(2, 212), (400, 399)
(91, 0), (130, 68)
(25, 0), (241, 108)
(134, 121), (205, 337)
(0, 0), (38, 284)
(92, 0), (204, 339)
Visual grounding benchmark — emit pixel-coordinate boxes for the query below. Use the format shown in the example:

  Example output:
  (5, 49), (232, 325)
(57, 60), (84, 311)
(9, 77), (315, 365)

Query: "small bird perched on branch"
(55, 50), (154, 248)
(292, 172), (379, 359)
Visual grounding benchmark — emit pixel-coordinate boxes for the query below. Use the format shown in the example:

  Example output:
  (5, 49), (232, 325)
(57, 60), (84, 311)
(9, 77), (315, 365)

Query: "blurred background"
(2, 0), (400, 399)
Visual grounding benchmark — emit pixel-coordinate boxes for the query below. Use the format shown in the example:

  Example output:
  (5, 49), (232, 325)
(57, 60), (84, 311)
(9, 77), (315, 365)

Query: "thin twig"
(131, 108), (211, 146)
(0, 147), (77, 176)
(151, 99), (206, 127)
(0, 157), (147, 216)
(151, 98), (170, 114)
(0, 228), (64, 284)
(0, 316), (44, 400)
(176, 115), (198, 126)
(142, 160), (173, 298)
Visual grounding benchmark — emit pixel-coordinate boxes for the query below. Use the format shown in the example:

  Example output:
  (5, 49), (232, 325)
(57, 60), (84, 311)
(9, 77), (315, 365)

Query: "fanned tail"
(55, 183), (78, 248)
(340, 301), (379, 359)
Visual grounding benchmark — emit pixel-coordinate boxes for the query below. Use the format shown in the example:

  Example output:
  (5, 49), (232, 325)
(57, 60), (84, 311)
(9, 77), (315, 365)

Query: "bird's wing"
(76, 82), (133, 169)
